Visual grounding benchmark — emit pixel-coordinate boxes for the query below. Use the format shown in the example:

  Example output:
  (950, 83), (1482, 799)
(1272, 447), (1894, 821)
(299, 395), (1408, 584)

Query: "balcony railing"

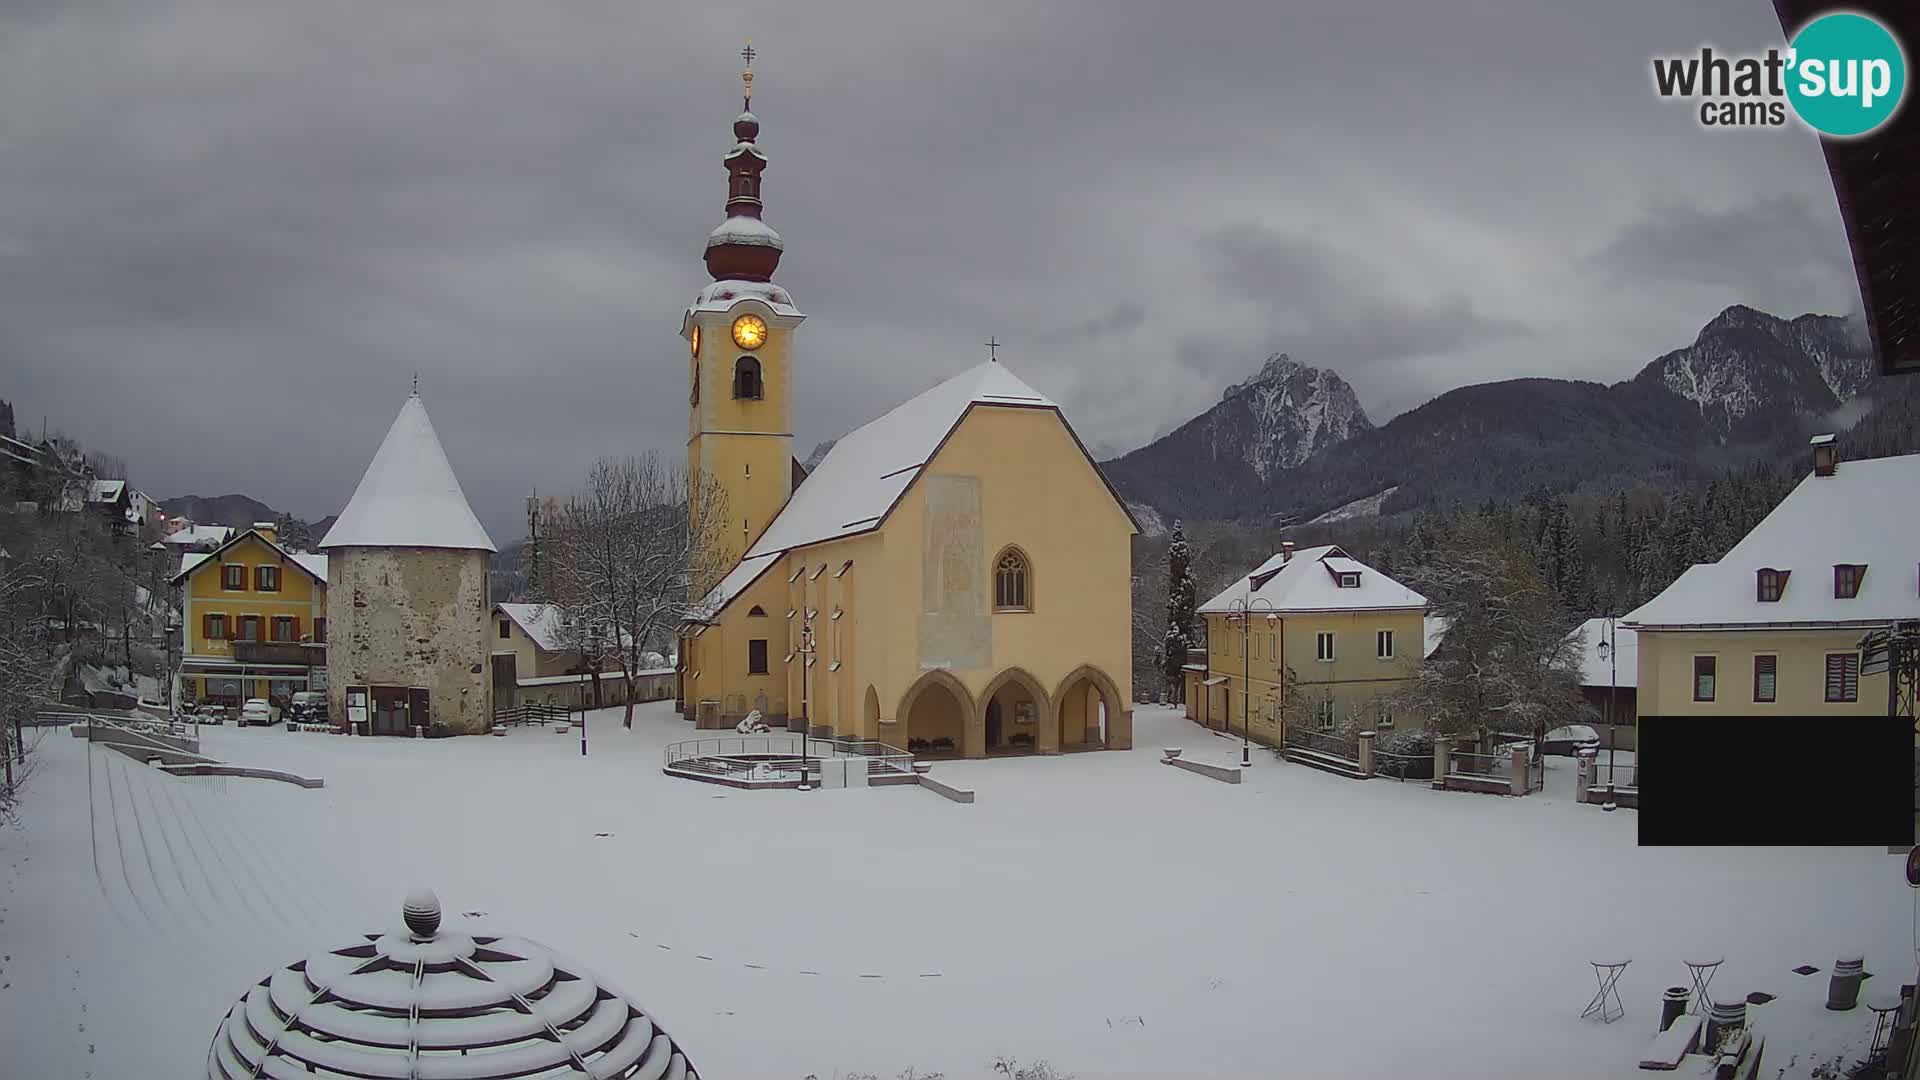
(231, 641), (324, 666)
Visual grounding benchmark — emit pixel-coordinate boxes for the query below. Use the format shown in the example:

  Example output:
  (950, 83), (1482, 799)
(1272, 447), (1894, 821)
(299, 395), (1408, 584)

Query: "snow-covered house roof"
(160, 523), (234, 549)
(1199, 546), (1427, 614)
(172, 527), (328, 585)
(1623, 452), (1920, 629)
(1423, 616), (1450, 659)
(689, 361), (1137, 623)
(206, 890), (702, 1080)
(495, 603), (565, 652)
(319, 393), (496, 553)
(1563, 618), (1638, 688)
(89, 478), (126, 503)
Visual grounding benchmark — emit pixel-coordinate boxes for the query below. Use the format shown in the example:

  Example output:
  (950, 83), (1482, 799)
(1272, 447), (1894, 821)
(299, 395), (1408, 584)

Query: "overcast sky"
(0, 1), (1863, 542)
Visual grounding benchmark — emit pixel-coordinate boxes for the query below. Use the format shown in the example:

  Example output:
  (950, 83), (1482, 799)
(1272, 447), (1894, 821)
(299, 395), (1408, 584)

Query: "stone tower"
(682, 45), (807, 563)
(320, 391), (497, 735)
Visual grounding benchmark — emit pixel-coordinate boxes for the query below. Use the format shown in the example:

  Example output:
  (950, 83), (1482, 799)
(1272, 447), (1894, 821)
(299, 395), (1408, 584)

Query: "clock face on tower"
(690, 325), (700, 356)
(731, 314), (767, 350)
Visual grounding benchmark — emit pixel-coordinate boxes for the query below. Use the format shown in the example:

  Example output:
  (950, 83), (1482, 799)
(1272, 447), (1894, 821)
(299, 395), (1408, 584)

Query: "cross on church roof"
(741, 42), (756, 68)
(985, 337), (1002, 362)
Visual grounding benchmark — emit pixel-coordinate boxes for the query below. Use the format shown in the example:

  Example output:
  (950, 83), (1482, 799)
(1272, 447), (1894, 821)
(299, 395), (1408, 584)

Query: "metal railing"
(1592, 760), (1638, 790)
(1371, 748), (1430, 782)
(1448, 749), (1503, 777)
(1285, 727), (1360, 761)
(662, 735), (915, 778)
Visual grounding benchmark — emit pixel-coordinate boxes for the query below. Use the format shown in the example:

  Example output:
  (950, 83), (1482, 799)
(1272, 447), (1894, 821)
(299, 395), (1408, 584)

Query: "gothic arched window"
(733, 356), (763, 400)
(993, 547), (1031, 612)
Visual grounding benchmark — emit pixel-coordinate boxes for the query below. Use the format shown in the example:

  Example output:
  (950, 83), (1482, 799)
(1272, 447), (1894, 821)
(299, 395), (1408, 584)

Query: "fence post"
(1432, 738), (1450, 790)
(1509, 742), (1530, 796)
(1357, 730), (1375, 777)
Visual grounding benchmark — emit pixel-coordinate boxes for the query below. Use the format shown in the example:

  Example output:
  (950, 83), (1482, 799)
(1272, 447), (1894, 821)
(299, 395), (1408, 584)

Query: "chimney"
(253, 520), (278, 544)
(1810, 433), (1838, 477)
(1282, 541), (1295, 563)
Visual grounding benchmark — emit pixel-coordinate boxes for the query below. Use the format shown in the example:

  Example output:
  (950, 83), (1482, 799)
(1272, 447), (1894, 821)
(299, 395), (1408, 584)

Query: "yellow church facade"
(674, 59), (1135, 757)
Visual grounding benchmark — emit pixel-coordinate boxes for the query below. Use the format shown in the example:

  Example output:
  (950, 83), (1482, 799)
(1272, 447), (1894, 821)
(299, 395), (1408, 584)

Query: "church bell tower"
(684, 42), (805, 561)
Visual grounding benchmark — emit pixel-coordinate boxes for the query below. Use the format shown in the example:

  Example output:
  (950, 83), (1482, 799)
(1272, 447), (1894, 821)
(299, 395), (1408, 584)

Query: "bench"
(1639, 1016), (1703, 1070)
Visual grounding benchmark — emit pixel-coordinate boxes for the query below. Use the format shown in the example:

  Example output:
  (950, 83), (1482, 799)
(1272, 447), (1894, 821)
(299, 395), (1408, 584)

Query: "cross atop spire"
(411, 371), (419, 397)
(985, 336), (1002, 362)
(741, 39), (756, 108)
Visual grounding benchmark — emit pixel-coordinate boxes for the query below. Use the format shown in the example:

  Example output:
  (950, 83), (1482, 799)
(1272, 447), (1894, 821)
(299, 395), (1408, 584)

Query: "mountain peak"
(1225, 352), (1309, 401)
(1705, 304), (1773, 332)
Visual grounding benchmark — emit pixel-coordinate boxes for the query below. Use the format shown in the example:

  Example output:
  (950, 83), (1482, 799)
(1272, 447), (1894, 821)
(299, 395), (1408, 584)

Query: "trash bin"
(1660, 987), (1691, 1032)
(1827, 953), (1866, 1010)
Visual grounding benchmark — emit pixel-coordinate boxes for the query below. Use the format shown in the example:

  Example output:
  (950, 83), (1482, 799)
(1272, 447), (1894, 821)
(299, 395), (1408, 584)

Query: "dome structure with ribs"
(205, 890), (701, 1079)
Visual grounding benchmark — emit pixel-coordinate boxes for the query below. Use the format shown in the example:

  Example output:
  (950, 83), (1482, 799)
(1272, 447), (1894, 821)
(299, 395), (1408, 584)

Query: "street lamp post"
(1226, 597), (1279, 768)
(580, 627), (599, 758)
(797, 614), (816, 790)
(1597, 616), (1618, 809)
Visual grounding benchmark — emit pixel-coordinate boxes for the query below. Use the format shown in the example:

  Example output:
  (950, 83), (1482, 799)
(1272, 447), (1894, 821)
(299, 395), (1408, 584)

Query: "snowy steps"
(1282, 747), (1370, 780)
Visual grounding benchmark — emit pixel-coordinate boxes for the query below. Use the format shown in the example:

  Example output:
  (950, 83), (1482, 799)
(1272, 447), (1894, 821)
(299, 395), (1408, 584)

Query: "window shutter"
(1753, 655), (1776, 703)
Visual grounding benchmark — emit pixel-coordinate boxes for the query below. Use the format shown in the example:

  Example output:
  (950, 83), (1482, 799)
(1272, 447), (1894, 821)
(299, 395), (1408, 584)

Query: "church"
(675, 52), (1136, 758)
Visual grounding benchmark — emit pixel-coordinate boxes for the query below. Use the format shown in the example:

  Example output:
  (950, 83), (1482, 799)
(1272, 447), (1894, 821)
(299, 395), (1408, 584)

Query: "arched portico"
(979, 667), (1053, 756)
(899, 670), (975, 759)
(1052, 664), (1130, 751)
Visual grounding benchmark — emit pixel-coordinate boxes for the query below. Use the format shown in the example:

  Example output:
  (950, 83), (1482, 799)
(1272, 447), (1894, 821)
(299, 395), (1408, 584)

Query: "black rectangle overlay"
(1638, 715), (1913, 846)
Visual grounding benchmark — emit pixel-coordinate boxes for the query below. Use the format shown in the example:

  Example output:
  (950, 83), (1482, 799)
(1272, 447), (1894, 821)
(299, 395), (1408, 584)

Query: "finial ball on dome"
(734, 111), (759, 141)
(403, 888), (442, 938)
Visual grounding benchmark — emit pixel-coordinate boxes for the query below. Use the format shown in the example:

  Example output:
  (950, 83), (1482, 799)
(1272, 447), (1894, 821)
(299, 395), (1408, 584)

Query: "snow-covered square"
(0, 705), (1905, 1079)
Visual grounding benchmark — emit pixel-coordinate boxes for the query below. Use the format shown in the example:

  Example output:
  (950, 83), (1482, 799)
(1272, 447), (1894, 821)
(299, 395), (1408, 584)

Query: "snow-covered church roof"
(1199, 545), (1427, 614)
(206, 889), (701, 1079)
(320, 394), (496, 553)
(693, 360), (1132, 618)
(1563, 618), (1638, 688)
(1624, 452), (1920, 629)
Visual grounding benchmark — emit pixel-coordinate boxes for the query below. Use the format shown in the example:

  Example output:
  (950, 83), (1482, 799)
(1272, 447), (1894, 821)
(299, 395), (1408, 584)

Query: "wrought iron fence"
(1284, 727), (1360, 761)
(1448, 749), (1503, 777)
(1372, 748), (1431, 782)
(1591, 759), (1638, 790)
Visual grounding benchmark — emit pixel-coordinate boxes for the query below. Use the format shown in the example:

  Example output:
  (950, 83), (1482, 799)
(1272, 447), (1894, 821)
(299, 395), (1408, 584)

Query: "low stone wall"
(918, 774), (976, 803)
(159, 764), (325, 789)
(97, 741), (219, 768)
(1163, 755), (1242, 784)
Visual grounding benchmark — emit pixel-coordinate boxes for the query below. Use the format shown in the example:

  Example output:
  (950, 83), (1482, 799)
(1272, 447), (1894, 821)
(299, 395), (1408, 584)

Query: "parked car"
(240, 698), (276, 727)
(287, 691), (328, 726)
(1540, 724), (1601, 757)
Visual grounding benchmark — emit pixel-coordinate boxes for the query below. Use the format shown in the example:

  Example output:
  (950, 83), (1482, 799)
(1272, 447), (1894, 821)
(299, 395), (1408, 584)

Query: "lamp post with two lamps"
(1225, 597), (1279, 768)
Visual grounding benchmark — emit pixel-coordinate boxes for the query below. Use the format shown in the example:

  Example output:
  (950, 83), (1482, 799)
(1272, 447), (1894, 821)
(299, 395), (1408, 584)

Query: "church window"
(748, 605), (767, 617)
(994, 547), (1031, 611)
(690, 356), (699, 405)
(748, 639), (769, 675)
(733, 356), (764, 400)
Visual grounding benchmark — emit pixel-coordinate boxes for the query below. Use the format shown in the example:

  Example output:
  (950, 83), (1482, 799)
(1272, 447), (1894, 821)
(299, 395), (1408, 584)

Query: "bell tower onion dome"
(705, 41), (784, 283)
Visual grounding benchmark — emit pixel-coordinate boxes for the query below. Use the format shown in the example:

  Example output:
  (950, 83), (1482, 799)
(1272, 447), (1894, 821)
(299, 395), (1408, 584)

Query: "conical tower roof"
(319, 393), (496, 552)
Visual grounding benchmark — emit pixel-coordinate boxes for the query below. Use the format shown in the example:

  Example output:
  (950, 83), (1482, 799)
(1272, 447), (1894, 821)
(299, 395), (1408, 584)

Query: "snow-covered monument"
(206, 889), (702, 1078)
(320, 389), (498, 736)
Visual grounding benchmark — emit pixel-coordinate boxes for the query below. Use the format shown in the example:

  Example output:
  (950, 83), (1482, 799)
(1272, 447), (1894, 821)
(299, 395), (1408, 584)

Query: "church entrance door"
(985, 699), (1003, 749)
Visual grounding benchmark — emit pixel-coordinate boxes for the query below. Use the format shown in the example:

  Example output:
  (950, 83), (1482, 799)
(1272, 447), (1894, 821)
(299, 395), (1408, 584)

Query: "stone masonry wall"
(325, 547), (492, 735)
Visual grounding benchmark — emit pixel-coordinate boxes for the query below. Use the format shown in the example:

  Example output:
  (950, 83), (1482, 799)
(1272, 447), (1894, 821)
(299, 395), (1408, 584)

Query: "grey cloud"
(1585, 195), (1855, 306)
(1199, 225), (1532, 369)
(0, 0), (1860, 540)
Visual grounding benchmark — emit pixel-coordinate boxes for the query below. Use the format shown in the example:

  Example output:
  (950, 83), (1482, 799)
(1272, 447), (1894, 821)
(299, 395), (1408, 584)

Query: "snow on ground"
(0, 704), (1907, 1080)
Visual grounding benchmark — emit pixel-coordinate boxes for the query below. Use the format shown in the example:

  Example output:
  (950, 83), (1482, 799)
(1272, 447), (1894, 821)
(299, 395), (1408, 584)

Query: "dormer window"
(1833, 564), (1866, 599)
(1755, 568), (1790, 603)
(1337, 573), (1360, 589)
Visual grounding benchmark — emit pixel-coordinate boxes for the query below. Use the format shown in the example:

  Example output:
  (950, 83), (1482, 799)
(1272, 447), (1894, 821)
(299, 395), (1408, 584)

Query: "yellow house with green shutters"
(1190, 543), (1430, 749)
(673, 70), (1137, 757)
(171, 522), (328, 708)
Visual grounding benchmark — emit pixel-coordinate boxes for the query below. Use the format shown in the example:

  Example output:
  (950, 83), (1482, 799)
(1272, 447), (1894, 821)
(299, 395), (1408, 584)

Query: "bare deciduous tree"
(1390, 515), (1585, 750)
(543, 454), (731, 729)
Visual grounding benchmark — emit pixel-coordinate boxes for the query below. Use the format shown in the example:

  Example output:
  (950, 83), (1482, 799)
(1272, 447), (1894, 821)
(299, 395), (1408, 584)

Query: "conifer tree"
(1159, 520), (1199, 701)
